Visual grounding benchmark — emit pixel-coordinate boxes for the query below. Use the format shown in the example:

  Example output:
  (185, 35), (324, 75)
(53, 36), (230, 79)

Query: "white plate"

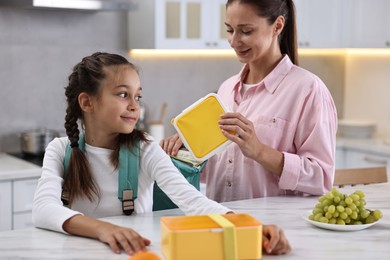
(302, 211), (379, 231)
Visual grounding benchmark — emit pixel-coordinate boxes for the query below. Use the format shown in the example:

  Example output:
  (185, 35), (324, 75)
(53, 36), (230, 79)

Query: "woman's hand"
(219, 112), (284, 177)
(262, 224), (292, 255)
(96, 221), (151, 255)
(218, 112), (262, 160)
(160, 133), (182, 156)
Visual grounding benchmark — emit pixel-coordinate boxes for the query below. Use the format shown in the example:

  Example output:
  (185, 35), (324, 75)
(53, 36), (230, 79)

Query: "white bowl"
(338, 119), (376, 139)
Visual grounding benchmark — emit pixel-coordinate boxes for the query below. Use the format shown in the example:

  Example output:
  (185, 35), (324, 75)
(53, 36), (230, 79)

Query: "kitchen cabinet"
(128, 0), (229, 49)
(336, 143), (390, 181)
(0, 153), (41, 231)
(0, 181), (12, 231)
(13, 178), (38, 229)
(344, 150), (389, 169)
(335, 147), (345, 169)
(295, 0), (390, 48)
(0, 178), (38, 231)
(348, 0), (390, 48)
(294, 0), (347, 48)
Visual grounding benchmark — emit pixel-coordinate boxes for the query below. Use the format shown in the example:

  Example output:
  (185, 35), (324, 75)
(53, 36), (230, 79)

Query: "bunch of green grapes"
(309, 188), (383, 225)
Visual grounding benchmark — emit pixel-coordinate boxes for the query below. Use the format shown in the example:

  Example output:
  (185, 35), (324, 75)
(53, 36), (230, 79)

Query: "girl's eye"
(242, 30), (252, 35)
(118, 92), (128, 98)
(136, 95), (142, 102)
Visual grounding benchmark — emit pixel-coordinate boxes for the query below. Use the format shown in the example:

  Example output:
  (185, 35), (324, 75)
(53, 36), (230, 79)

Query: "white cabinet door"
(206, 0), (230, 49)
(155, 0), (206, 48)
(0, 181), (12, 231)
(13, 178), (38, 213)
(156, 0), (229, 48)
(294, 0), (345, 48)
(128, 0), (229, 49)
(349, 0), (390, 48)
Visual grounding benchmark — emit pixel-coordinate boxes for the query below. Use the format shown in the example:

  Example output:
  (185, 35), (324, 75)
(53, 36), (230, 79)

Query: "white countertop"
(0, 182), (389, 259)
(0, 153), (42, 181)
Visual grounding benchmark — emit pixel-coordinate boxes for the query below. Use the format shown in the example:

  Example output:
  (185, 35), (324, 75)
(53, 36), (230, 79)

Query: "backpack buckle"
(122, 189), (134, 215)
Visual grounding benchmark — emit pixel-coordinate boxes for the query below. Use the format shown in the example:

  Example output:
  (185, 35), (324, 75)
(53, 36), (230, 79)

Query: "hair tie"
(70, 141), (79, 148)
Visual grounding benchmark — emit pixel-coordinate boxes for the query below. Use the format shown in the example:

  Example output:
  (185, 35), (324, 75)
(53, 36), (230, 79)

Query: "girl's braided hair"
(63, 52), (147, 205)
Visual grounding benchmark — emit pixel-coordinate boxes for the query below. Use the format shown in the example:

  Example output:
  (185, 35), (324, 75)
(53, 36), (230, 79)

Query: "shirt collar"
(232, 55), (293, 95)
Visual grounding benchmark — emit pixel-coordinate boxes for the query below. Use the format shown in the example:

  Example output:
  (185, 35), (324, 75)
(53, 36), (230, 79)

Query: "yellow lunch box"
(160, 213), (262, 260)
(171, 93), (233, 161)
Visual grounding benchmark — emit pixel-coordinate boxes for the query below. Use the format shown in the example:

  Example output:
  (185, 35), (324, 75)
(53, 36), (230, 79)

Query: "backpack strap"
(62, 134), (139, 215)
(118, 142), (139, 215)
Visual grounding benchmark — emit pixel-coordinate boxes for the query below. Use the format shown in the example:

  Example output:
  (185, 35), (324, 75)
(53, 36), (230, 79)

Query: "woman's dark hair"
(226, 0), (298, 65)
(63, 52), (148, 205)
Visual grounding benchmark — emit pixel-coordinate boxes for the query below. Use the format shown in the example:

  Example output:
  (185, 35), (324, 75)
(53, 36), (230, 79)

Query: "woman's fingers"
(262, 225), (292, 255)
(219, 113), (250, 138)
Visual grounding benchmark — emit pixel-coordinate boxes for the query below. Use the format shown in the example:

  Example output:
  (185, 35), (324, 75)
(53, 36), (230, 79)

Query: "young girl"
(32, 52), (291, 256)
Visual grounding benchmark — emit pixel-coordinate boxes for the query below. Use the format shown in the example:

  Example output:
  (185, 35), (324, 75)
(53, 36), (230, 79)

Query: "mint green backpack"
(62, 136), (205, 214)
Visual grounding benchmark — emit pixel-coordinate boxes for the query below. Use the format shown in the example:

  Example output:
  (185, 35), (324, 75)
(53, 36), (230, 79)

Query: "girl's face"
(89, 65), (141, 135)
(225, 2), (278, 64)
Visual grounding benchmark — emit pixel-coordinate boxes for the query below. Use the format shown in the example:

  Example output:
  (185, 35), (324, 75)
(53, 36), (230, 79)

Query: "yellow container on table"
(160, 213), (262, 260)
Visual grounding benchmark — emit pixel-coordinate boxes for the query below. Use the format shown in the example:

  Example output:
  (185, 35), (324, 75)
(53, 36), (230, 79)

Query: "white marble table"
(0, 183), (389, 259)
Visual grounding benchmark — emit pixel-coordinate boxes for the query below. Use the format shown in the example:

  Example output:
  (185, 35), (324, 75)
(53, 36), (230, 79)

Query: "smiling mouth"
(121, 116), (137, 122)
(235, 48), (250, 56)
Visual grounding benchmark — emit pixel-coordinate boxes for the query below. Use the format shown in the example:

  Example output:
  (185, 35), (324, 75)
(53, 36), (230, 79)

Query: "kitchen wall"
(132, 53), (346, 137)
(0, 7), (129, 152)
(1, 7), (389, 153)
(344, 53), (390, 138)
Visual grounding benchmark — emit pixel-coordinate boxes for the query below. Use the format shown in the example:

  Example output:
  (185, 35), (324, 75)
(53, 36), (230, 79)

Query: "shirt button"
(272, 118), (276, 123)
(227, 182), (232, 187)
(228, 159), (233, 163)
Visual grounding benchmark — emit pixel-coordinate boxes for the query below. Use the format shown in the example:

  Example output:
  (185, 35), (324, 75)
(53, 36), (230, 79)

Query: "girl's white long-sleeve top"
(32, 136), (230, 233)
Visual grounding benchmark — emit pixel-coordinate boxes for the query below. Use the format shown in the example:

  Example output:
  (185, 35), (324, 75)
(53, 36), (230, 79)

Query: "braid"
(63, 62), (100, 205)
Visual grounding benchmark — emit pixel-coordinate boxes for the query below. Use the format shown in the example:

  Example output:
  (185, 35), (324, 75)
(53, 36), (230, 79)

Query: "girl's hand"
(262, 224), (292, 255)
(218, 112), (262, 160)
(96, 222), (151, 255)
(160, 133), (182, 156)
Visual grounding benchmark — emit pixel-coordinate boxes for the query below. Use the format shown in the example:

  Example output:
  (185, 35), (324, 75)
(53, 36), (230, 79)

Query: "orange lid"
(129, 251), (161, 260)
(161, 214), (261, 231)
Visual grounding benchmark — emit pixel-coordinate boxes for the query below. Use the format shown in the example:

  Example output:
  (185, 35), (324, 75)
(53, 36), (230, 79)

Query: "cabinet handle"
(363, 156), (388, 165)
(386, 41), (390, 47)
(205, 42), (211, 47)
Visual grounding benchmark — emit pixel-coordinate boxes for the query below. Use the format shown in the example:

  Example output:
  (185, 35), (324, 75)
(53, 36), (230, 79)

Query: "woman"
(161, 0), (338, 202)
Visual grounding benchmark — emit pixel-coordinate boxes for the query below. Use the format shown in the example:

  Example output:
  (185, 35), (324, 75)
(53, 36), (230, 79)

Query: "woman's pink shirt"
(203, 55), (338, 202)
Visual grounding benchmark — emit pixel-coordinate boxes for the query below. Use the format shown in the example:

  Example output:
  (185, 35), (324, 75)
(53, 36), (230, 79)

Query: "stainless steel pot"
(20, 129), (60, 155)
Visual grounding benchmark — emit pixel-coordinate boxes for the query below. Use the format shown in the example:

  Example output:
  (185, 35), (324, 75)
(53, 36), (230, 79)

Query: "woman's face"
(225, 2), (278, 64)
(89, 65), (142, 135)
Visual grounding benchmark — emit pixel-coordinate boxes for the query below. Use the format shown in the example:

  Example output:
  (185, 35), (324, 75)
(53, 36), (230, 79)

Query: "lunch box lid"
(172, 93), (232, 161)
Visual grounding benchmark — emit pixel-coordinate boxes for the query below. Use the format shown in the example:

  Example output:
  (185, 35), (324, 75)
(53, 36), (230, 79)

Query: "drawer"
(345, 150), (390, 168)
(0, 181), (12, 231)
(13, 178), (38, 213)
(13, 211), (34, 230)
